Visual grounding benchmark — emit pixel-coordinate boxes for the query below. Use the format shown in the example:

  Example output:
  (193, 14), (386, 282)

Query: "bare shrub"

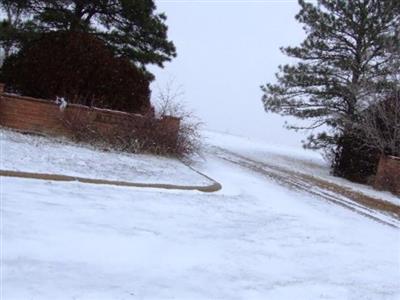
(153, 79), (202, 157)
(356, 92), (400, 157)
(125, 114), (180, 156)
(60, 110), (117, 149)
(60, 90), (201, 158)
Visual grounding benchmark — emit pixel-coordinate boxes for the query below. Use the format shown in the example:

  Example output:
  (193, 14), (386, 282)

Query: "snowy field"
(1, 129), (400, 299)
(0, 129), (211, 186)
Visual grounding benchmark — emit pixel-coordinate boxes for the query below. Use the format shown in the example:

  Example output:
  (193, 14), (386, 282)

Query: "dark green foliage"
(332, 94), (399, 183)
(1, 31), (151, 113)
(331, 132), (380, 183)
(0, 0), (176, 70)
(261, 0), (400, 150)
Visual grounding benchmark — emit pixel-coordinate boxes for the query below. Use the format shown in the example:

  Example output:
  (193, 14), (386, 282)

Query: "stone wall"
(0, 84), (180, 144)
(374, 155), (400, 196)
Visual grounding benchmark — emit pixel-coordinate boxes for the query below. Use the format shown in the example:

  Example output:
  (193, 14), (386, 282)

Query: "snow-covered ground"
(1, 129), (400, 299)
(204, 130), (400, 206)
(0, 129), (211, 186)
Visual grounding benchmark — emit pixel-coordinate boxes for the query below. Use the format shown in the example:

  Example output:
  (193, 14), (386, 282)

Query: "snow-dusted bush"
(62, 108), (200, 158)
(54, 77), (201, 157)
(152, 80), (202, 157)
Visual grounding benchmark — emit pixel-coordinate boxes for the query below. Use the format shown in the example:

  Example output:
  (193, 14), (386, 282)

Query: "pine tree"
(261, 0), (400, 150)
(0, 0), (176, 69)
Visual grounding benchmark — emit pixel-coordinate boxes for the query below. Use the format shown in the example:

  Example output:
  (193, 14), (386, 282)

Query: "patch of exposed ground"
(0, 169), (222, 193)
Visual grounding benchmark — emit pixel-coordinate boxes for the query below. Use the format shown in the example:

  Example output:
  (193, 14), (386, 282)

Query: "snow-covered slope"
(2, 129), (399, 299)
(0, 129), (211, 186)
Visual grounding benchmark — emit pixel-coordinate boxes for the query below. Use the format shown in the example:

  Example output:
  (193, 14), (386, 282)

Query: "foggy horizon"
(151, 0), (312, 148)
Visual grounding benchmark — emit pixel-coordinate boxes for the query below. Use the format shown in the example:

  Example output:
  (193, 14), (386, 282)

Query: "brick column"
(160, 115), (181, 147)
(162, 116), (181, 134)
(374, 155), (400, 195)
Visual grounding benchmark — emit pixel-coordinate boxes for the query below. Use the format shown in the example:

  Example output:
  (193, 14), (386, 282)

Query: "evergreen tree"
(0, 0), (176, 69)
(261, 0), (400, 150)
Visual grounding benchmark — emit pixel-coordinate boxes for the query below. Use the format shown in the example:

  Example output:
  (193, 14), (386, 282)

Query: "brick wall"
(0, 86), (180, 145)
(374, 155), (400, 195)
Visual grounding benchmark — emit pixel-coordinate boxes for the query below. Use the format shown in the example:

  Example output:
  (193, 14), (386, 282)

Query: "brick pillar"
(0, 83), (5, 94)
(374, 155), (400, 195)
(160, 115), (181, 147)
(162, 116), (180, 134)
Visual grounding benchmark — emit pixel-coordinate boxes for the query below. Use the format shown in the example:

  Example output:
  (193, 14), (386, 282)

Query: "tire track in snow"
(211, 146), (400, 228)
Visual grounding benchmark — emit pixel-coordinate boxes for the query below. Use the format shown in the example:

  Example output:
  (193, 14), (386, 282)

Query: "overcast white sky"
(150, 0), (313, 148)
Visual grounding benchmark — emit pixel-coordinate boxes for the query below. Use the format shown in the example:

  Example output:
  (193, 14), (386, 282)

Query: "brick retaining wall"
(0, 85), (180, 144)
(374, 155), (400, 196)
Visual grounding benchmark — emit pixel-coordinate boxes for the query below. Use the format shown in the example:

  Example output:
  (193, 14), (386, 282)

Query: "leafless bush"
(60, 82), (202, 157)
(61, 110), (125, 149)
(153, 79), (202, 157)
(356, 92), (400, 157)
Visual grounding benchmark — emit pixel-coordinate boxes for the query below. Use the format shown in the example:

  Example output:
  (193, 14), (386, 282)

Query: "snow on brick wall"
(0, 90), (180, 143)
(374, 155), (400, 196)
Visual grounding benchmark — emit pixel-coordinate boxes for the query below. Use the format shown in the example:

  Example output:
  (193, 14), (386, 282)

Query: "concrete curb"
(0, 169), (222, 193)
